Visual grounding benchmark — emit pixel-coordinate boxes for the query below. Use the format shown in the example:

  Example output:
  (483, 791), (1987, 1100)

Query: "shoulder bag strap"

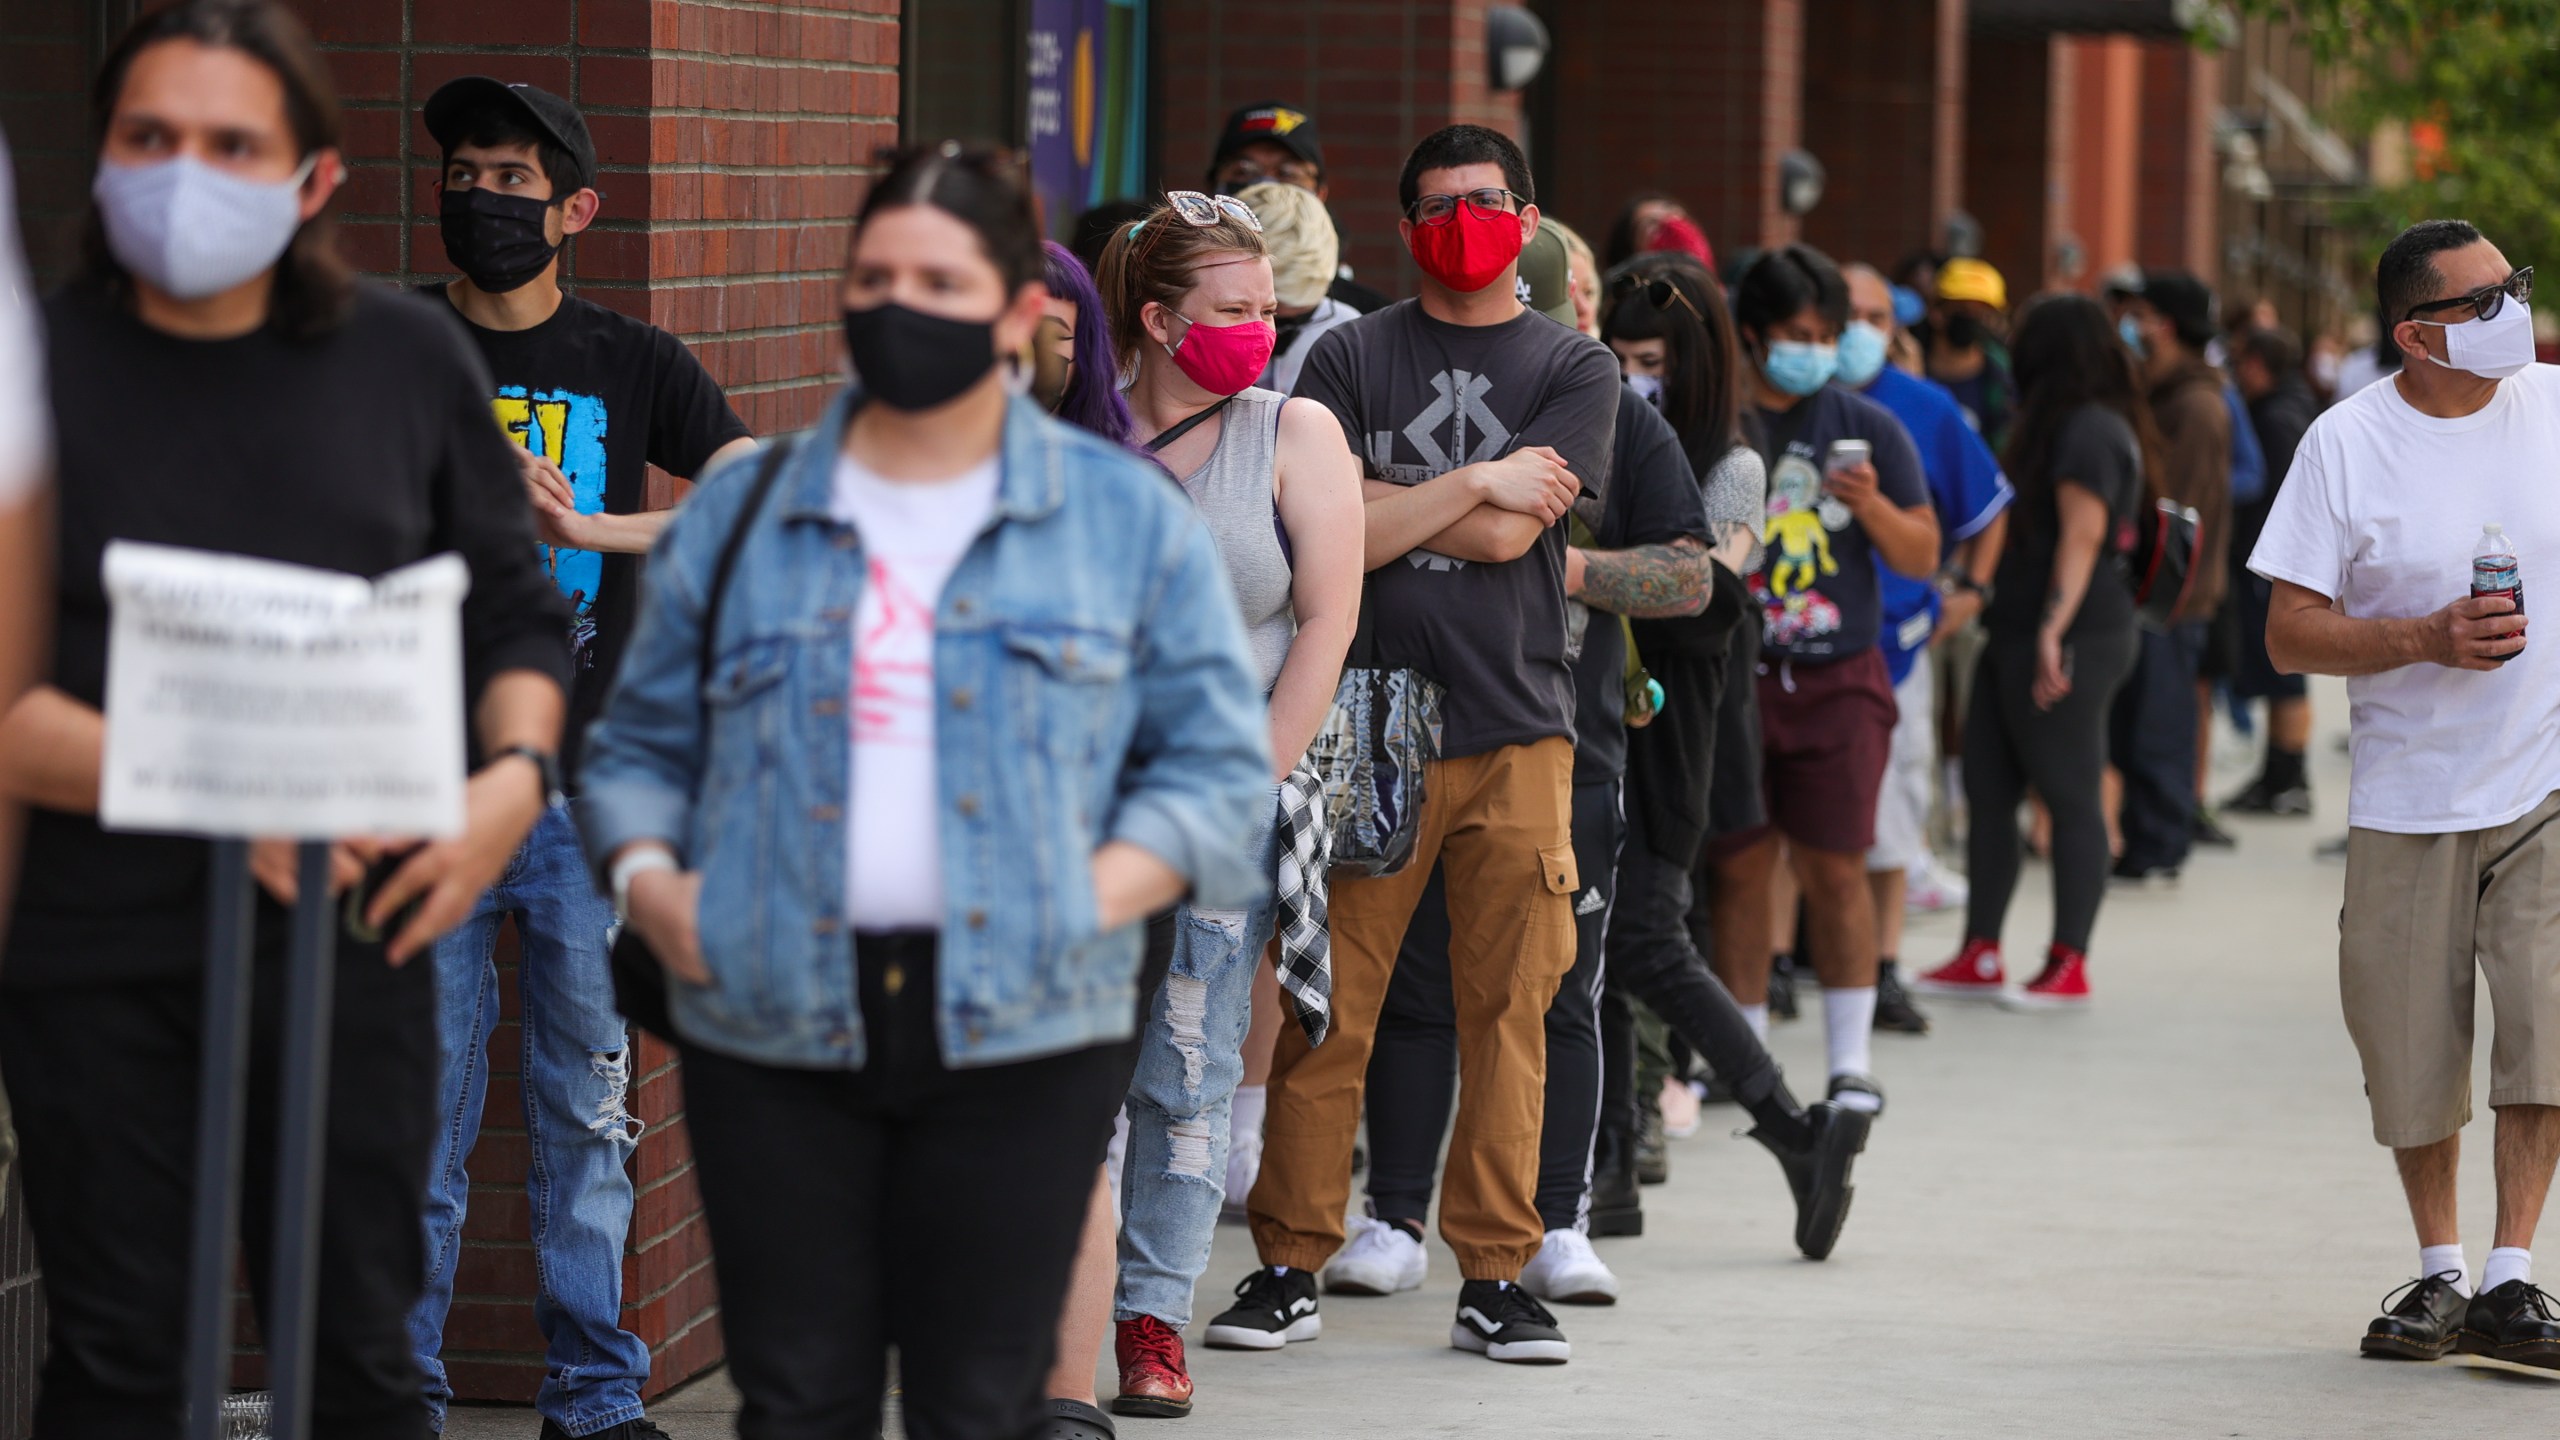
(1143, 395), (1234, 455)
(695, 436), (799, 693)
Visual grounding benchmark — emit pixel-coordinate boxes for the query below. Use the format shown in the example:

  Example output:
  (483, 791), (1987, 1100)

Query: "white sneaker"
(1659, 1076), (1703, 1139)
(1322, 1214), (1427, 1296)
(1904, 860), (1969, 914)
(1221, 1126), (1263, 1219)
(1519, 1228), (1619, 1306)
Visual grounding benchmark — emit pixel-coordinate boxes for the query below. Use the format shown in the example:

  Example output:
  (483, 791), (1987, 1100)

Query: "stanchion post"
(265, 841), (337, 1440)
(183, 839), (258, 1440)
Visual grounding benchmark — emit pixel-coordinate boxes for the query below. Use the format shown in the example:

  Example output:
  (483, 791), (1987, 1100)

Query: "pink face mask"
(1164, 312), (1275, 396)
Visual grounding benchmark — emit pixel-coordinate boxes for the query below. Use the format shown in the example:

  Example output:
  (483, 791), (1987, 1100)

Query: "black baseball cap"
(424, 77), (597, 192)
(2140, 268), (2218, 350)
(1209, 102), (1323, 178)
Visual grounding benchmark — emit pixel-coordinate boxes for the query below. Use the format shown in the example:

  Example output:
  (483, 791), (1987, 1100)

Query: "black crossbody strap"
(1143, 395), (1233, 455)
(696, 436), (799, 692)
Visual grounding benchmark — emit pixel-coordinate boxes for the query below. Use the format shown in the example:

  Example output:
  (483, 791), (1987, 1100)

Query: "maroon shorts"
(1738, 647), (1897, 856)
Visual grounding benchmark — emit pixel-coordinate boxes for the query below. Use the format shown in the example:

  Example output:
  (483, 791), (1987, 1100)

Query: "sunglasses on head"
(2406, 266), (2534, 325)
(1163, 189), (1264, 232)
(1610, 270), (1704, 325)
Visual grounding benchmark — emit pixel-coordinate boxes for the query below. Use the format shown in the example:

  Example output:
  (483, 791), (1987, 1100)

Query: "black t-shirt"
(1296, 301), (1621, 757)
(1986, 403), (2144, 640)
(429, 286), (750, 780)
(8, 285), (573, 989)
(1571, 385), (1708, 785)
(1747, 385), (1928, 661)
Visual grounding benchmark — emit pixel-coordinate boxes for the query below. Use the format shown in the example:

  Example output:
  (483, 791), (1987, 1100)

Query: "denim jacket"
(579, 387), (1273, 1069)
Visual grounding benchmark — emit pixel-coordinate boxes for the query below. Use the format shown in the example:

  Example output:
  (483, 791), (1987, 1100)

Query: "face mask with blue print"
(1834, 322), (1889, 389)
(1623, 372), (1665, 407)
(2119, 315), (2147, 358)
(1763, 339), (1839, 398)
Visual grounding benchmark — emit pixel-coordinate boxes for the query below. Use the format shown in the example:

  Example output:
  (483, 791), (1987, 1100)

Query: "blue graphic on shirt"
(491, 386), (609, 671)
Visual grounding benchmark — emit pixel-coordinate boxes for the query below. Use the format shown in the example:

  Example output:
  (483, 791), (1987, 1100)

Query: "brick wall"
(1962, 28), (2059, 295)
(1152, 0), (1526, 299)
(1538, 0), (1802, 265)
(2135, 34), (2219, 281)
(0, 0), (95, 282)
(1801, 0), (1965, 275)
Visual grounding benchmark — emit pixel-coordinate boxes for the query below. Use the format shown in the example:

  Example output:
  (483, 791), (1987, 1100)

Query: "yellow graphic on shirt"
(491, 396), (571, 466)
(1764, 507), (1837, 596)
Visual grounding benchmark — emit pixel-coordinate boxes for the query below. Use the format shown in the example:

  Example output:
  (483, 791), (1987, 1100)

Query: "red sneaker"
(2004, 946), (2090, 1009)
(1113, 1314), (1195, 1418)
(1910, 938), (2004, 997)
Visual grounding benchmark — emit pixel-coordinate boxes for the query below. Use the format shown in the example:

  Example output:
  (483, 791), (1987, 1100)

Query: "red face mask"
(1165, 313), (1276, 396)
(1408, 207), (1525, 295)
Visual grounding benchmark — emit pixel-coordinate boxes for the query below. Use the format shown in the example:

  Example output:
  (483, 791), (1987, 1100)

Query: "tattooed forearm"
(1576, 536), (1711, 618)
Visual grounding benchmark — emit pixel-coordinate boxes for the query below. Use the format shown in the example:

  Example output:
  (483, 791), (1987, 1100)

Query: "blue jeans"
(410, 804), (650, 1435)
(1113, 797), (1278, 1328)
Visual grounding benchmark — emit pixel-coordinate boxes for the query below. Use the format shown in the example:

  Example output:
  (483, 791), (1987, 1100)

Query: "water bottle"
(2472, 522), (2525, 664)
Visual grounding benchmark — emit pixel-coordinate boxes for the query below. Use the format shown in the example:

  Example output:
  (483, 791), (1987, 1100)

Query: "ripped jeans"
(1113, 796), (1278, 1329)
(410, 803), (652, 1435)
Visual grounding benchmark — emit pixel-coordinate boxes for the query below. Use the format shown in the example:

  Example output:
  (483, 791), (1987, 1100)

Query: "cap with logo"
(1210, 101), (1323, 177)
(1934, 257), (2007, 311)
(424, 77), (598, 191)
(1517, 224), (1577, 327)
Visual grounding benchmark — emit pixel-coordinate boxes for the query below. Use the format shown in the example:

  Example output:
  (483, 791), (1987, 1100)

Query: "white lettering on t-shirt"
(829, 452), (1000, 928)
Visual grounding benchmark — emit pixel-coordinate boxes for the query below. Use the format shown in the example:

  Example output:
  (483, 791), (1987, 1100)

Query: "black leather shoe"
(2360, 1272), (2468, 1360)
(2457, 1279), (2560, 1368)
(1874, 961), (1931, 1035)
(1635, 1106), (1669, 1185)
(1588, 1145), (1643, 1237)
(1749, 1101), (1870, 1260)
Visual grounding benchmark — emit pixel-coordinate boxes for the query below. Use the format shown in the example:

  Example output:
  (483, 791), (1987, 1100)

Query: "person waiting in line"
(578, 143), (1273, 1440)
(2221, 324), (2322, 818)
(1913, 295), (2152, 1009)
(0, 4), (574, 1433)
(1926, 257), (2016, 448)
(1204, 101), (1388, 313)
(1034, 239), (1135, 446)
(2109, 270), (2234, 883)
(1235, 180), (1359, 396)
(1601, 191), (1716, 275)
(407, 75), (757, 1440)
(2251, 220), (2560, 1368)
(1837, 262), (2012, 1035)
(1703, 244), (1938, 1117)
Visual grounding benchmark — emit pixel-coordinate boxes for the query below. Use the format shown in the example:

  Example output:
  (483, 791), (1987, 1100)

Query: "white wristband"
(610, 845), (680, 923)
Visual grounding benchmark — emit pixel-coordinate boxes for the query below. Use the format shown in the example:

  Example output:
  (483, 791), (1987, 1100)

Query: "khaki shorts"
(2342, 789), (2560, 1147)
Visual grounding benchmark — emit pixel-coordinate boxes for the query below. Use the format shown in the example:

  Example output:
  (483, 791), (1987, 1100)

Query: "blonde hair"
(1545, 217), (1601, 320)
(1095, 199), (1269, 373)
(1236, 180), (1338, 310)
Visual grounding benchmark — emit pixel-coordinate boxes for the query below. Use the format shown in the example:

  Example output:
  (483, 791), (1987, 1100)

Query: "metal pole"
(265, 842), (337, 1440)
(183, 840), (259, 1440)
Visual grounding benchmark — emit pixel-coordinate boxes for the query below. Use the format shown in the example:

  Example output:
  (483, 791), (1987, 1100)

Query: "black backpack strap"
(696, 436), (799, 691)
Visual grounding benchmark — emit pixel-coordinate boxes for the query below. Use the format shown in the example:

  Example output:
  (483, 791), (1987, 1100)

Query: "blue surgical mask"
(1763, 339), (1839, 398)
(2118, 315), (2147, 358)
(1835, 322), (1889, 389)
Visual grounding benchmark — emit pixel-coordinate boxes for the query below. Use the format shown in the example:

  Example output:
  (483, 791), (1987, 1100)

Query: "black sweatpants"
(1365, 779), (1620, 1234)
(1968, 628), (2140, 952)
(0, 909), (438, 1440)
(679, 934), (1127, 1440)
(2107, 621), (2204, 872)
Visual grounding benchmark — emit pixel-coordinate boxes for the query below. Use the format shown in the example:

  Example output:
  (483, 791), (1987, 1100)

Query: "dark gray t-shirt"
(1297, 302), (1621, 757)
(1987, 403), (2144, 639)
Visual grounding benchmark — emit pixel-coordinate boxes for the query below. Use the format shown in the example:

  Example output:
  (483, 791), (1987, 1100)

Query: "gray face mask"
(1623, 371), (1665, 407)
(93, 154), (315, 300)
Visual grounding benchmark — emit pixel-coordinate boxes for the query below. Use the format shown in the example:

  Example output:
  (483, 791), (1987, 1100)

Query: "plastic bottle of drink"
(2472, 522), (2525, 664)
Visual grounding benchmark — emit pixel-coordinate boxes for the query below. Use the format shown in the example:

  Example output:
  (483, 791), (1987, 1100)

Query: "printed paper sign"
(99, 542), (471, 839)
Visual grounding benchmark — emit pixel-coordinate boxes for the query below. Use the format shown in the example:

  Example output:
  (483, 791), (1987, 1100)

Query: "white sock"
(2483, 1246), (2532, 1292)
(1826, 986), (1878, 1082)
(1230, 1084), (1266, 1141)
(2420, 1244), (2471, 1295)
(1741, 1002), (1770, 1041)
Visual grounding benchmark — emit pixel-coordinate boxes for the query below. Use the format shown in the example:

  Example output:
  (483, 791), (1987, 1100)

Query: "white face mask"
(93, 154), (316, 301)
(2420, 298), (2536, 381)
(1623, 371), (1665, 407)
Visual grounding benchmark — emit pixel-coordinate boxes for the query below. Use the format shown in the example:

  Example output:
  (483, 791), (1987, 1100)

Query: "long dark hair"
(1602, 254), (1747, 472)
(1602, 191), (1678, 271)
(2002, 292), (2167, 533)
(81, 0), (351, 339)
(1041, 240), (1133, 444)
(854, 142), (1043, 292)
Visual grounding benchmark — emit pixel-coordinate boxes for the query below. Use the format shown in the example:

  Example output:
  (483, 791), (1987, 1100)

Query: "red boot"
(2005, 944), (2091, 1009)
(1113, 1314), (1196, 1418)
(1910, 937), (2004, 998)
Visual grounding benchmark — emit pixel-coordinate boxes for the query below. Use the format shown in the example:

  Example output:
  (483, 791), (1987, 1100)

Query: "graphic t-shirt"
(1862, 367), (2012, 684)
(830, 453), (1001, 930)
(1295, 301), (1622, 757)
(1570, 383), (1710, 785)
(432, 286), (751, 781)
(1985, 404), (2143, 642)
(2250, 365), (2560, 833)
(1747, 384), (1929, 662)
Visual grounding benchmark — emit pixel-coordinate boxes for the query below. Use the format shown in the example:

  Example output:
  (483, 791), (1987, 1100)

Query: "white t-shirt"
(1261, 296), (1358, 396)
(829, 452), (1000, 929)
(2249, 364), (2560, 833)
(0, 133), (51, 504)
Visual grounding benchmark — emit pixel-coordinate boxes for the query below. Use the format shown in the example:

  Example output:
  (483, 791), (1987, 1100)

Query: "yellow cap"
(1936, 257), (2007, 310)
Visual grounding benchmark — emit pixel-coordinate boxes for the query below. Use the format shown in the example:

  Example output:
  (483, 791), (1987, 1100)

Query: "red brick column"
(1801, 0), (1966, 272)
(1963, 28), (2065, 294)
(2136, 35), (2221, 281)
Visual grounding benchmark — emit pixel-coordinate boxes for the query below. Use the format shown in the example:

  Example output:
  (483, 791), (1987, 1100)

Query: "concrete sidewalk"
(448, 678), (2560, 1438)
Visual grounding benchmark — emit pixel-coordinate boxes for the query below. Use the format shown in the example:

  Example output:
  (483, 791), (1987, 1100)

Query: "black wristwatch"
(489, 744), (564, 809)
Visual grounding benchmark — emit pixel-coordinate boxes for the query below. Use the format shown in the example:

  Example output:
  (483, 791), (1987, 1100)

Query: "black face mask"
(440, 186), (561, 295)
(1941, 311), (1984, 349)
(843, 302), (999, 412)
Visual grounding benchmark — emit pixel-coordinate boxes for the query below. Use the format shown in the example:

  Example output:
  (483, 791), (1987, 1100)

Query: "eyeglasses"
(2406, 266), (2534, 324)
(1163, 189), (1263, 232)
(1407, 188), (1520, 226)
(1610, 270), (1704, 325)
(1218, 158), (1319, 190)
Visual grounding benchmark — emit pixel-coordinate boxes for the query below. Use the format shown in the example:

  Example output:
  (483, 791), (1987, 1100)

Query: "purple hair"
(1042, 240), (1134, 445)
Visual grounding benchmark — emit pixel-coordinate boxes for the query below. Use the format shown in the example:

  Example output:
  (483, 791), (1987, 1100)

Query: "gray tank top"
(1178, 386), (1295, 691)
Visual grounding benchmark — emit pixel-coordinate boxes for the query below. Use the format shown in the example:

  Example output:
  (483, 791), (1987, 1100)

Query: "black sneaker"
(541, 1422), (672, 1440)
(2456, 1279), (2560, 1368)
(2224, 776), (2314, 817)
(1203, 1266), (1320, 1350)
(1451, 1279), (1571, 1363)
(2190, 809), (2238, 848)
(1827, 1072), (1886, 1118)
(2109, 858), (2180, 886)
(1768, 955), (1799, 1021)
(1750, 1101), (1871, 1261)
(1634, 1105), (1669, 1186)
(1588, 1140), (1643, 1237)
(2360, 1272), (2469, 1360)
(1874, 961), (1931, 1035)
